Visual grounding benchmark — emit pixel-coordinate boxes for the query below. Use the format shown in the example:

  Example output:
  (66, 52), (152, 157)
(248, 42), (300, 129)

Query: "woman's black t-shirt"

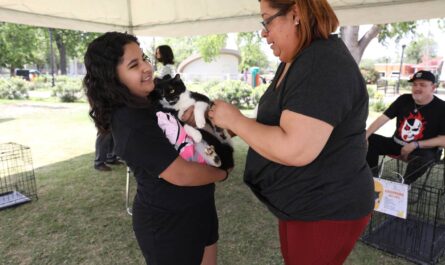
(111, 104), (215, 213)
(244, 35), (374, 221)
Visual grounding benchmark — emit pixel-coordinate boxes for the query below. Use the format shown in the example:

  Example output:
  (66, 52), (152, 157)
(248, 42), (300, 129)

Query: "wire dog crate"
(362, 156), (445, 264)
(0, 142), (38, 210)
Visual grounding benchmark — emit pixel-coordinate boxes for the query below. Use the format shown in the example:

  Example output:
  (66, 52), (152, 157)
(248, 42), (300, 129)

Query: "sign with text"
(373, 177), (408, 219)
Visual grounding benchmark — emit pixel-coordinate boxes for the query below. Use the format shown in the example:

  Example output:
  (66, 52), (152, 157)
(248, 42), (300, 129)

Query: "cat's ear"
(163, 74), (171, 80)
(174, 74), (181, 81)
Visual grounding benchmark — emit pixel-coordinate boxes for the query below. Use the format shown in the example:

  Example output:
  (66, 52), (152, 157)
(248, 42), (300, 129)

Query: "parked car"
(15, 69), (40, 81)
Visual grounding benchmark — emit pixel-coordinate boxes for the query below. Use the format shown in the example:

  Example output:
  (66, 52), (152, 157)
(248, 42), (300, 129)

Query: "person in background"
(94, 132), (123, 171)
(155, 44), (176, 78)
(84, 32), (228, 265)
(243, 68), (249, 83)
(366, 70), (445, 184)
(199, 0), (374, 264)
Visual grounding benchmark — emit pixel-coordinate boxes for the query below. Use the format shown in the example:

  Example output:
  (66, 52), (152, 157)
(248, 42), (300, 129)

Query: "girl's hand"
(181, 106), (196, 127)
(208, 100), (242, 129)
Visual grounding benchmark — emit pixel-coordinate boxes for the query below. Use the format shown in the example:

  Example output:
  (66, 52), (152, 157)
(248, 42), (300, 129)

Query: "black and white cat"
(154, 74), (234, 170)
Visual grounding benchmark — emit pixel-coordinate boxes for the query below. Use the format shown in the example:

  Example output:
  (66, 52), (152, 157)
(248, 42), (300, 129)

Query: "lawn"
(0, 100), (416, 264)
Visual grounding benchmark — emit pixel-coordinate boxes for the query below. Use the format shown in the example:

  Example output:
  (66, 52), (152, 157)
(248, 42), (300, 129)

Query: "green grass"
(0, 99), (425, 264)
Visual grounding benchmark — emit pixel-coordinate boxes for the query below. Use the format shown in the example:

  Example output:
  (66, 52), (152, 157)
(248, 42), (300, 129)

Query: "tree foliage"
(161, 37), (196, 65)
(160, 33), (270, 72)
(195, 34), (227, 63)
(405, 36), (438, 63)
(0, 23), (45, 74)
(0, 22), (99, 75)
(377, 22), (417, 43)
(236, 32), (269, 70)
(160, 35), (227, 65)
(340, 22), (416, 64)
(51, 29), (100, 74)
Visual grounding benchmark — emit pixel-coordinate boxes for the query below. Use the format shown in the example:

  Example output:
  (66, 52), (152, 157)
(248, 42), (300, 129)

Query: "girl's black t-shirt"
(244, 35), (374, 221)
(111, 104), (215, 213)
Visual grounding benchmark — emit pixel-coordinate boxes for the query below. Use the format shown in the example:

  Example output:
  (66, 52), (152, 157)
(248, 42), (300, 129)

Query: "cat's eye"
(169, 89), (175, 94)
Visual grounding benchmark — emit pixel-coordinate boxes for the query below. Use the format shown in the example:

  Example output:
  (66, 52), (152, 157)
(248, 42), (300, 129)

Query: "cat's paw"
(184, 125), (202, 142)
(195, 117), (206, 128)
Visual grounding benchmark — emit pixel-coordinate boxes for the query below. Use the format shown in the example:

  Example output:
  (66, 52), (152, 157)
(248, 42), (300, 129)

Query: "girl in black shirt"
(84, 32), (227, 265)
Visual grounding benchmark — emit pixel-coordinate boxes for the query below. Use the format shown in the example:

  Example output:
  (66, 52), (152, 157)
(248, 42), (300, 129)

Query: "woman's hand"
(208, 100), (242, 130)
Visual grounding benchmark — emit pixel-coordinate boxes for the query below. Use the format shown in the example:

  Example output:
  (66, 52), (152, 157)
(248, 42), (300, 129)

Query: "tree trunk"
(54, 31), (67, 75)
(340, 25), (381, 64)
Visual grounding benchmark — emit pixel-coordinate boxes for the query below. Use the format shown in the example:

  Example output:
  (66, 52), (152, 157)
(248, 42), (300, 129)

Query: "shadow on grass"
(0, 152), (144, 265)
(0, 145), (415, 265)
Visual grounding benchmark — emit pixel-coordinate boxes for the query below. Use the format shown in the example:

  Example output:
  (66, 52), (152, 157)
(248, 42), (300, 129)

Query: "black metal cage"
(362, 155), (445, 265)
(0, 142), (38, 210)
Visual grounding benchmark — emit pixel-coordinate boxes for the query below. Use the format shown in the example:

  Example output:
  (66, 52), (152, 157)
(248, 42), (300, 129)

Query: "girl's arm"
(160, 157), (228, 186)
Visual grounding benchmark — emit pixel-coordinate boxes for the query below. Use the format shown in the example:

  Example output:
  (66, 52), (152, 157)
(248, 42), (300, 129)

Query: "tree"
(405, 36), (437, 63)
(340, 22), (416, 64)
(50, 29), (100, 74)
(236, 32), (269, 70)
(195, 34), (227, 63)
(161, 37), (197, 65)
(0, 23), (44, 75)
(161, 34), (227, 64)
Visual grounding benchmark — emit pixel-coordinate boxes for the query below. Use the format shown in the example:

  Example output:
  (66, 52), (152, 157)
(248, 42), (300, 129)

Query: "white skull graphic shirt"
(383, 94), (445, 145)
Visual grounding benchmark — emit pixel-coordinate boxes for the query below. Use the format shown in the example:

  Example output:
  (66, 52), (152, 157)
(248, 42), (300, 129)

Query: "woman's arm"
(209, 100), (333, 167)
(160, 157), (228, 186)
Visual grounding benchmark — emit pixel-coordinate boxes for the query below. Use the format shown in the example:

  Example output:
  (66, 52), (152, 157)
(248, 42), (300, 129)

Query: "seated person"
(366, 70), (445, 184)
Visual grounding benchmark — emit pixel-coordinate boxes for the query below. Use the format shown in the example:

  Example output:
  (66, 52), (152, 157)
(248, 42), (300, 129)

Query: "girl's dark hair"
(156, 45), (175, 65)
(83, 32), (148, 134)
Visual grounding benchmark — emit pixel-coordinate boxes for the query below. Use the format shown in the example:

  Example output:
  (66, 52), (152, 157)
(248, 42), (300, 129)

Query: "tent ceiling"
(1, 0), (444, 36)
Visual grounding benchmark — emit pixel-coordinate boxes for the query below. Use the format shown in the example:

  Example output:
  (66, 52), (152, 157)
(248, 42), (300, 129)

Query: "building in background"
(374, 56), (443, 81)
(178, 49), (241, 82)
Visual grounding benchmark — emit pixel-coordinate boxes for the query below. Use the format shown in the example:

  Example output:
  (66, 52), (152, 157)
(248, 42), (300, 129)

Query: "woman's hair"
(260, 0), (339, 55)
(83, 32), (148, 134)
(156, 45), (175, 65)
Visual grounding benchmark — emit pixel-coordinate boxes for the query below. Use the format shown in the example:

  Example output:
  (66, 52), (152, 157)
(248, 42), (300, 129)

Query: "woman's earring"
(295, 20), (299, 26)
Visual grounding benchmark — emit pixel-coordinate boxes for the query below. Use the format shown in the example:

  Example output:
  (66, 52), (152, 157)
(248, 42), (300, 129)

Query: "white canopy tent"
(1, 0), (445, 37)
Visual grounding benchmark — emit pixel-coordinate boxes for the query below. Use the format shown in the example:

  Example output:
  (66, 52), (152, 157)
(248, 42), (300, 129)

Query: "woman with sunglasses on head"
(84, 32), (227, 265)
(206, 0), (374, 264)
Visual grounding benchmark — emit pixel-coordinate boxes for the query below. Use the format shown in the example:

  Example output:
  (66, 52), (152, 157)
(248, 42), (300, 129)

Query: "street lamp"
(396, 44), (406, 94)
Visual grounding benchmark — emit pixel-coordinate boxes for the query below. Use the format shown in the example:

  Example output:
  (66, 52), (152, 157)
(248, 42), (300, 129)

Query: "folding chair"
(378, 148), (443, 182)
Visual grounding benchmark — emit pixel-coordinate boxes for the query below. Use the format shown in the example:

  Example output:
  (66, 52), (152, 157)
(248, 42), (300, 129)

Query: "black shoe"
(94, 164), (112, 172)
(106, 160), (125, 166)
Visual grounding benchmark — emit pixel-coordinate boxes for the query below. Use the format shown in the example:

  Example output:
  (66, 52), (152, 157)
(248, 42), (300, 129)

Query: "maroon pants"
(278, 214), (371, 265)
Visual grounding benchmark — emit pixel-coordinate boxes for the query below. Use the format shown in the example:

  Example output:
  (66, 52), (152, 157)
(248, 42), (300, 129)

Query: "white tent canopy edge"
(1, 0), (445, 36)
